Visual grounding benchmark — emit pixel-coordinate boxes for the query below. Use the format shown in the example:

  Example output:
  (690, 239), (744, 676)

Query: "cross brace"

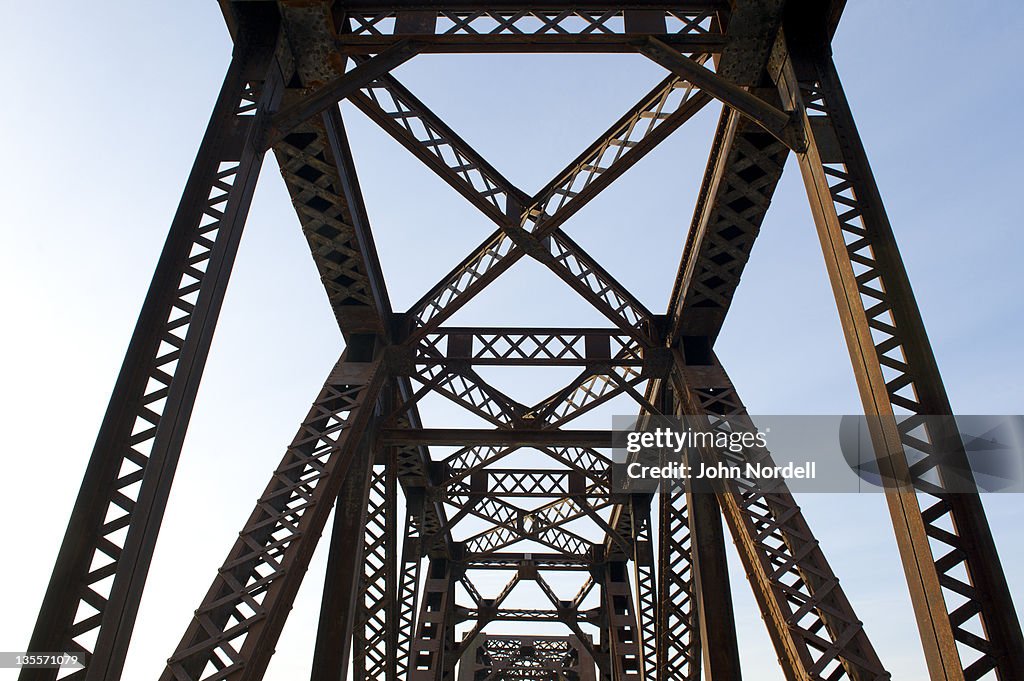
(24, 4), (1021, 681)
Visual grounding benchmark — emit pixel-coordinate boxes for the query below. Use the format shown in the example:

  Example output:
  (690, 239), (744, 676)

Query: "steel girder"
(655, 479), (699, 680)
(21, 10), (286, 681)
(775, 31), (1024, 680)
(336, 5), (728, 55)
(310, 376), (390, 681)
(672, 352), (889, 680)
(458, 635), (596, 681)
(23, 2), (1022, 681)
(411, 329), (644, 367)
(667, 106), (789, 343)
(350, 65), (705, 342)
(409, 558), (458, 680)
(352, 456), (400, 681)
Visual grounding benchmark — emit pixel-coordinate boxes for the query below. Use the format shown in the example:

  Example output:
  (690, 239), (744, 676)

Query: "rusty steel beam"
(637, 36), (804, 151)
(657, 0), (793, 347)
(601, 561), (643, 680)
(656, 479), (700, 681)
(334, 5), (727, 54)
(339, 34), (724, 55)
(628, 498), (658, 681)
(412, 328), (645, 367)
(268, 39), (421, 144)
(349, 70), (526, 224)
(672, 352), (889, 681)
(160, 358), (387, 681)
(351, 69), (702, 341)
(379, 428), (612, 447)
(459, 609), (592, 622)
(273, 106), (393, 336)
(666, 107), (789, 343)
(408, 558), (456, 681)
(396, 492), (426, 679)
(30, 1), (1020, 680)
(459, 634), (596, 681)
(351, 457), (400, 681)
(22, 13), (285, 681)
(463, 553), (595, 570)
(686, 487), (742, 679)
(447, 470), (606, 498)
(776, 30), (1024, 681)
(310, 439), (377, 681)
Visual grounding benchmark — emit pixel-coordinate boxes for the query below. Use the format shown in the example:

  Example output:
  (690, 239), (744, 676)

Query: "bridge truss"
(23, 2), (1023, 681)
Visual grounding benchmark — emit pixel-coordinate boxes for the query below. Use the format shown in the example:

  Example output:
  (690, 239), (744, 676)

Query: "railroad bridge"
(23, 2), (1023, 680)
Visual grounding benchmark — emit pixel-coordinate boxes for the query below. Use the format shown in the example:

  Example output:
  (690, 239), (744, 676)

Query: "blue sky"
(0, 1), (1022, 679)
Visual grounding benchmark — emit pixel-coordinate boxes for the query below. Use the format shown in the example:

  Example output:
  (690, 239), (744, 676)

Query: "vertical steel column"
(672, 352), (888, 681)
(309, 337), (384, 681)
(397, 490), (426, 680)
(351, 452), (399, 681)
(777, 33), (1024, 681)
(310, 439), (375, 681)
(651, 381), (701, 681)
(629, 498), (657, 681)
(573, 634), (599, 681)
(602, 561), (643, 681)
(685, 484), (742, 680)
(668, 359), (743, 681)
(409, 558), (455, 681)
(385, 453), (400, 681)
(23, 12), (284, 681)
(656, 478), (700, 681)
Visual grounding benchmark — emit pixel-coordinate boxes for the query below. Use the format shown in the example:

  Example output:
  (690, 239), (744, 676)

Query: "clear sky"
(1, 1), (1022, 679)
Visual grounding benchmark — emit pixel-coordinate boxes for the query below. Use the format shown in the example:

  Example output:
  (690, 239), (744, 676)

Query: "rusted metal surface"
(23, 2), (1021, 681)
(21, 10), (285, 681)
(458, 635), (597, 681)
(776, 28), (1024, 681)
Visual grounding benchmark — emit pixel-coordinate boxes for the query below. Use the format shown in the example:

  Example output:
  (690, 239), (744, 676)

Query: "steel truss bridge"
(22, 2), (1024, 681)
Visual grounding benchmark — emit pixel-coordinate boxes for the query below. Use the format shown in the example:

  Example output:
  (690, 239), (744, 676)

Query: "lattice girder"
(163, 358), (386, 681)
(672, 352), (889, 681)
(773, 30), (1024, 681)
(25, 4), (1023, 681)
(23, 14), (286, 681)
(355, 67), (711, 338)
